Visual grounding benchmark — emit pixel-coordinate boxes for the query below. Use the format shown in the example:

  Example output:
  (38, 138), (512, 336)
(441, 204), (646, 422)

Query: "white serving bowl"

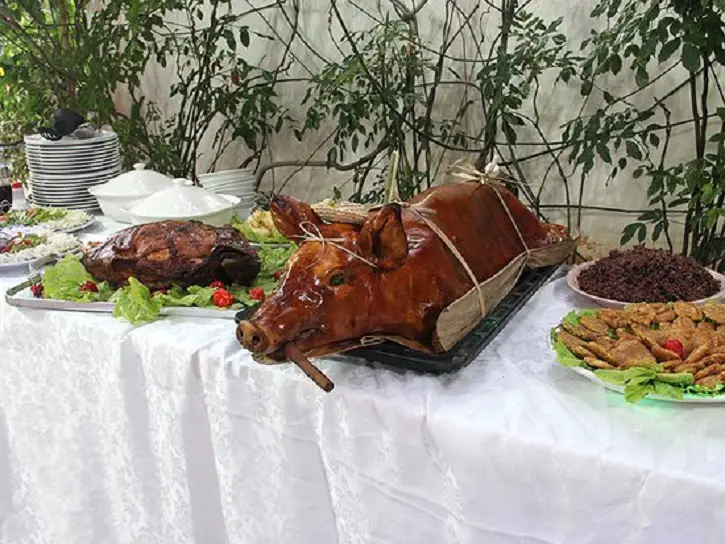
(124, 178), (240, 227)
(88, 163), (174, 223)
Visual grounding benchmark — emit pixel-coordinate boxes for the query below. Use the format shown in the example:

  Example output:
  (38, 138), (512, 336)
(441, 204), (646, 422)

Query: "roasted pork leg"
(82, 220), (261, 288)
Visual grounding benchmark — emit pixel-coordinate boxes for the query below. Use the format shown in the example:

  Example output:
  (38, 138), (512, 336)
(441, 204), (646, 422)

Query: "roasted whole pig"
(83, 220), (261, 288)
(237, 181), (568, 359)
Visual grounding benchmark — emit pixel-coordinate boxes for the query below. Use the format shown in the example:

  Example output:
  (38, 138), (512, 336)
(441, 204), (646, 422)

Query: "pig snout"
(237, 320), (276, 354)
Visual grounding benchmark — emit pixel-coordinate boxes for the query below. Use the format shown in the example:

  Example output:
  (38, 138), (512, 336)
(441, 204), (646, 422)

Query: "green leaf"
(240, 27), (251, 48)
(649, 133), (660, 147)
(580, 80), (593, 96)
(553, 336), (585, 368)
(682, 42), (702, 73)
(653, 381), (683, 400)
(624, 382), (655, 404)
(626, 140), (643, 160)
(594, 369), (629, 386)
(658, 39), (681, 63)
(621, 222), (646, 245)
(656, 372), (694, 386)
(635, 67), (649, 88)
(111, 278), (163, 325)
(597, 143), (612, 164)
(609, 54), (622, 75)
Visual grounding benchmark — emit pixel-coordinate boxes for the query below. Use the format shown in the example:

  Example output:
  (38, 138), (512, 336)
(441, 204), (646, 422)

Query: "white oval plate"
(567, 261), (725, 308)
(57, 217), (96, 234)
(0, 259), (32, 271)
(568, 365), (725, 403)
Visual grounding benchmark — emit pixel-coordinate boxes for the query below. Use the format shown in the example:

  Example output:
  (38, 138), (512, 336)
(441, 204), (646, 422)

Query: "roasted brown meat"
(82, 220), (261, 288)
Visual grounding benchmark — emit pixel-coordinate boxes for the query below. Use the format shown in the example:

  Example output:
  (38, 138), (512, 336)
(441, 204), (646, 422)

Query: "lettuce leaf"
(553, 335), (585, 367)
(593, 369), (629, 385)
(41, 254), (114, 303)
(154, 285), (216, 308)
(111, 277), (163, 325)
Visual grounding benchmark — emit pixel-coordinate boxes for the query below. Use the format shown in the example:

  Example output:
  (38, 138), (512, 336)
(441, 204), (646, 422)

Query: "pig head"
(237, 182), (568, 359)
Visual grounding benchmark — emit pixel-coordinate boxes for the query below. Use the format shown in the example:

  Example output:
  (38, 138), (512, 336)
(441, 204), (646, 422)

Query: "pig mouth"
(237, 319), (322, 357)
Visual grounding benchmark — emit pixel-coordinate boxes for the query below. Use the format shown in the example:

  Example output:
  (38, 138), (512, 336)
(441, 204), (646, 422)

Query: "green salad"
(552, 310), (725, 403)
(0, 207), (67, 227)
(0, 233), (47, 254)
(34, 243), (297, 325)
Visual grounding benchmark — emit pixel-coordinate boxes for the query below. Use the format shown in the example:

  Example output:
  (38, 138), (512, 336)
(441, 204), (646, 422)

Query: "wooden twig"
(285, 344), (335, 392)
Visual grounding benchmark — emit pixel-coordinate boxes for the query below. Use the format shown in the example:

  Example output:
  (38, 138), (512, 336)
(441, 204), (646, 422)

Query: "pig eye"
(329, 271), (345, 286)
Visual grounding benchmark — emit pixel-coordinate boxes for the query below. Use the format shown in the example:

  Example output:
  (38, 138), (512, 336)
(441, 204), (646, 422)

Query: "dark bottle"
(0, 149), (11, 213)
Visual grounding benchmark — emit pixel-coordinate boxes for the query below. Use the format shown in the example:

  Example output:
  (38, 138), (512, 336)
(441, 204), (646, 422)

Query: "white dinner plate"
(56, 217), (97, 234)
(566, 261), (725, 308)
(29, 167), (120, 181)
(568, 365), (725, 404)
(0, 259), (32, 271)
(24, 131), (118, 147)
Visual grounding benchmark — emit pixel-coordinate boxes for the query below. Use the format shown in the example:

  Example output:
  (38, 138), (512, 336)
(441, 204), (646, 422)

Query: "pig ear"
(269, 195), (323, 240)
(358, 204), (408, 270)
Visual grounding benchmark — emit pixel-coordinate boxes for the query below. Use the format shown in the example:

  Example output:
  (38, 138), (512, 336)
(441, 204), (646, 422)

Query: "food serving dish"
(88, 163), (173, 223)
(567, 260), (725, 308)
(551, 303), (725, 403)
(5, 273), (238, 319)
(0, 207), (94, 232)
(6, 230), (294, 324)
(0, 229), (80, 271)
(124, 179), (240, 227)
(236, 264), (562, 373)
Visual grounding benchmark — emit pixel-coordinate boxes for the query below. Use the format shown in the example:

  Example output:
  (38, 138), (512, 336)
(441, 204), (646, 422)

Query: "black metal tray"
(234, 264), (562, 374)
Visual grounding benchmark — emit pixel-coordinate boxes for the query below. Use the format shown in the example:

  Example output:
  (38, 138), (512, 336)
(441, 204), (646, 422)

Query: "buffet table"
(2, 219), (725, 544)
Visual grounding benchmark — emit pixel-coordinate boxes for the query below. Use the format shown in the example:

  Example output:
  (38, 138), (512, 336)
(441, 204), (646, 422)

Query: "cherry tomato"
(249, 287), (265, 302)
(663, 339), (685, 359)
(213, 288), (234, 308)
(210, 280), (225, 289)
(27, 209), (36, 217)
(80, 280), (98, 293)
(153, 288), (168, 296)
(31, 282), (44, 298)
(273, 270), (284, 281)
(250, 249), (258, 256)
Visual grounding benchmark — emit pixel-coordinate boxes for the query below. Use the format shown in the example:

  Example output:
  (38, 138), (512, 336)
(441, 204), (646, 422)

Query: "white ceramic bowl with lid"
(88, 163), (174, 223)
(124, 178), (240, 227)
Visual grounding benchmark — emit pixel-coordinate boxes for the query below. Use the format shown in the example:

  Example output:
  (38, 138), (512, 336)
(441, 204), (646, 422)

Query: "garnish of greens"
(0, 233), (47, 254)
(551, 310), (724, 404)
(232, 210), (288, 244)
(37, 244), (297, 325)
(0, 207), (87, 228)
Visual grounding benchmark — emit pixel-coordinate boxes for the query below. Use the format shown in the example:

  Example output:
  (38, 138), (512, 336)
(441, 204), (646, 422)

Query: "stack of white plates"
(199, 168), (257, 216)
(24, 130), (121, 211)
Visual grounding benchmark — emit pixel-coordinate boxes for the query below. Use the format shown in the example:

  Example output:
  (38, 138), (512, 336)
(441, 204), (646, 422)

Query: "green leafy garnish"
(111, 278), (163, 325)
(37, 243), (299, 325)
(552, 309), (723, 404)
(154, 285), (217, 308)
(0, 207), (68, 227)
(41, 254), (113, 302)
(552, 333), (585, 368)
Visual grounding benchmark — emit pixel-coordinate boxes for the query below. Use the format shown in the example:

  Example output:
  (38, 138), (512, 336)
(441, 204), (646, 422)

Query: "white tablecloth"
(2, 219), (725, 544)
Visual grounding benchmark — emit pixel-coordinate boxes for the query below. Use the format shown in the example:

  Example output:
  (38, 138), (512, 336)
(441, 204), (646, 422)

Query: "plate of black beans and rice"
(567, 246), (725, 308)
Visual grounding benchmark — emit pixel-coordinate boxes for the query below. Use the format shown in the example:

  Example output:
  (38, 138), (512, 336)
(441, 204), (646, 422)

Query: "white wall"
(118, 0), (708, 249)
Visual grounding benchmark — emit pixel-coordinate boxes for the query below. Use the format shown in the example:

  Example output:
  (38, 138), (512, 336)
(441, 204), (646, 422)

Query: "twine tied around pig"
(378, 153), (487, 317)
(298, 220), (381, 269)
(448, 158), (532, 260)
